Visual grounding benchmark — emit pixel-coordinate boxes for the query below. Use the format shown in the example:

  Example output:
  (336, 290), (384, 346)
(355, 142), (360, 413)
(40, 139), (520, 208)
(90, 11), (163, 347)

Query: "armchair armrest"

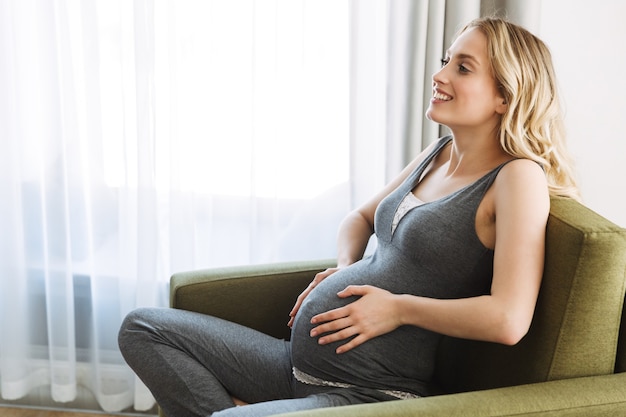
(277, 372), (626, 417)
(170, 259), (336, 340)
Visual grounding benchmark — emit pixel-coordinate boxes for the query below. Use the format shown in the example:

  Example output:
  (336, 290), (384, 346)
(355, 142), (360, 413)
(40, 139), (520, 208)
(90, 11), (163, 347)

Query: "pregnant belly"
(290, 278), (362, 382)
(289, 266), (436, 392)
(291, 264), (439, 394)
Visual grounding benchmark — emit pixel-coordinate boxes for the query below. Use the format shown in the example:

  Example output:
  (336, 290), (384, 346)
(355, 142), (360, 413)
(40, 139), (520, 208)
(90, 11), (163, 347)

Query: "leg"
(213, 384), (399, 417)
(118, 307), (294, 417)
(212, 394), (349, 417)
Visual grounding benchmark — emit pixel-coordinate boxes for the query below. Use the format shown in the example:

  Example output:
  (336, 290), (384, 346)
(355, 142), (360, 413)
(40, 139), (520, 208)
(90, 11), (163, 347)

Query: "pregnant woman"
(118, 17), (578, 417)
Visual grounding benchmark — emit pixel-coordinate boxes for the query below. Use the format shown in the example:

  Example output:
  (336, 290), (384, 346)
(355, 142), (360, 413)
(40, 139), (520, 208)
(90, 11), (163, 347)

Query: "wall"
(539, 0), (626, 226)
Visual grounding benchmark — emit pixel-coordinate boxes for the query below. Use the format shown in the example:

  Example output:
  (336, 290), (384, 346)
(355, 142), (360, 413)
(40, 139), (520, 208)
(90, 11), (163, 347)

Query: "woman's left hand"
(309, 285), (402, 354)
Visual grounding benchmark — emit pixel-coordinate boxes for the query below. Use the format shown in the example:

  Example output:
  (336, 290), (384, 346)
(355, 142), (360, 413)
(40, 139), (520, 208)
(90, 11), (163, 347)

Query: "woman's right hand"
(287, 267), (341, 328)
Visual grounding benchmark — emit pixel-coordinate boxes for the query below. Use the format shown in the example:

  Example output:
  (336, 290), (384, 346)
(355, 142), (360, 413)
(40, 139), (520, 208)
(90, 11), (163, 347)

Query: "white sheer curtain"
(0, 0), (352, 412)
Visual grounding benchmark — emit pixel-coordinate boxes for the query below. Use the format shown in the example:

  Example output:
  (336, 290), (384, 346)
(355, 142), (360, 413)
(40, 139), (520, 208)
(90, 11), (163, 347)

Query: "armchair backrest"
(616, 288), (626, 373)
(435, 197), (626, 393)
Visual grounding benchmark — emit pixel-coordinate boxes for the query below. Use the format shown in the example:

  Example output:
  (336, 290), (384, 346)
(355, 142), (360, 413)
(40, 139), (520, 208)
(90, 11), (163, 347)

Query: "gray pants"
(118, 307), (395, 417)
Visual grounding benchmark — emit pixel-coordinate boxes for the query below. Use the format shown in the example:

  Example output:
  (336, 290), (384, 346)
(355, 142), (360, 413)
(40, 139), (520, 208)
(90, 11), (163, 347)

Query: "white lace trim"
(292, 367), (420, 401)
(391, 193), (425, 234)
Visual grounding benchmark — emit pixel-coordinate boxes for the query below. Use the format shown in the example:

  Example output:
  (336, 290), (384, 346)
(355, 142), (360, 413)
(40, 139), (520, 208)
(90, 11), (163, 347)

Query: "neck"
(445, 129), (510, 176)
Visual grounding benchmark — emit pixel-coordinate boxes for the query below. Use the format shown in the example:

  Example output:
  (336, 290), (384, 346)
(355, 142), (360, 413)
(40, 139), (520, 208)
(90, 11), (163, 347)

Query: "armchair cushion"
(170, 259), (336, 341)
(276, 373), (626, 417)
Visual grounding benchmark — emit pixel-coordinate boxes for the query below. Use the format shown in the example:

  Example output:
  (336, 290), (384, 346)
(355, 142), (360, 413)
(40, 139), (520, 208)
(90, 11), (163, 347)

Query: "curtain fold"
(385, 0), (482, 178)
(1, 0), (351, 412)
(349, 0), (389, 209)
(481, 0), (542, 32)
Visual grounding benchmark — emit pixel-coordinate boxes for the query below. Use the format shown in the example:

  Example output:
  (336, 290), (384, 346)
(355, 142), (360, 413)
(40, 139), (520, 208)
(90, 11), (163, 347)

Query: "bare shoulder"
(495, 159), (548, 192)
(498, 158), (546, 178)
(493, 159), (549, 222)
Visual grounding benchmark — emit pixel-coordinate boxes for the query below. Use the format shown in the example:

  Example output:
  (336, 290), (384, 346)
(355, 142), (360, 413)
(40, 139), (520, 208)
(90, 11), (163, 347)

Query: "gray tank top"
(290, 135), (511, 397)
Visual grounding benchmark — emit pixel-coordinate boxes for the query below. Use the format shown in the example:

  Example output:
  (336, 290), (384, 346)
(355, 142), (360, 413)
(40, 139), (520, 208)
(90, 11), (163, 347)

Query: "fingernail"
(310, 329), (317, 337)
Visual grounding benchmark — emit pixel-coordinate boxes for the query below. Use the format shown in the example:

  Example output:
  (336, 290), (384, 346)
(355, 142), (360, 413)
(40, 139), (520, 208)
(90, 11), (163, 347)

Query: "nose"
(432, 65), (448, 85)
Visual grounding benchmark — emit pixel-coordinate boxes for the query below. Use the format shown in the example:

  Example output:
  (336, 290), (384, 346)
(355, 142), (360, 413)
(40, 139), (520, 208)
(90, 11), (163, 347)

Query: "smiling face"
(426, 27), (507, 135)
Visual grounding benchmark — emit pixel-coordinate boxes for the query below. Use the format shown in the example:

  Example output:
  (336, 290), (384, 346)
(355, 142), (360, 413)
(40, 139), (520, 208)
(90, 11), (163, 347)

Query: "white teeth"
(434, 92), (452, 101)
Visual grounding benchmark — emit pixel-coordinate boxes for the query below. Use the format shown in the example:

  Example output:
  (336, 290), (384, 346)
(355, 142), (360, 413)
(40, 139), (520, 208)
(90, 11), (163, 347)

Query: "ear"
(495, 83), (508, 114)
(495, 96), (508, 115)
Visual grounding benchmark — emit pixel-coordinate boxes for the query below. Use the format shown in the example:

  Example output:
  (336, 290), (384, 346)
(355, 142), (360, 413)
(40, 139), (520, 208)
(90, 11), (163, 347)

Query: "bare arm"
(287, 141), (441, 327)
(310, 159), (550, 351)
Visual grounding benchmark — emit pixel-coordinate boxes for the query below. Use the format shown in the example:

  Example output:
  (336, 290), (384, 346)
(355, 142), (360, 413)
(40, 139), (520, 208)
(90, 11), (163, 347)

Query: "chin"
(426, 107), (444, 122)
(426, 111), (446, 127)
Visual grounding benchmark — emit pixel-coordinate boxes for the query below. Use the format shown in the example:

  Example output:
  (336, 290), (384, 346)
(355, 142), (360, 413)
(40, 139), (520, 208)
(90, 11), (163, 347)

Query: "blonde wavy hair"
(460, 17), (579, 199)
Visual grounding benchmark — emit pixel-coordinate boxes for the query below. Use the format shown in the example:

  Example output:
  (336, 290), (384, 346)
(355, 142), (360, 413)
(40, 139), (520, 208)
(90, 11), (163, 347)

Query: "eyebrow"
(446, 52), (481, 66)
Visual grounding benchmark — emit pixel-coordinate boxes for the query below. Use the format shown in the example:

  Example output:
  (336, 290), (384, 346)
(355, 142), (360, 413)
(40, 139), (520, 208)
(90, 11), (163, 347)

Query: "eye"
(458, 64), (470, 73)
(440, 58), (450, 67)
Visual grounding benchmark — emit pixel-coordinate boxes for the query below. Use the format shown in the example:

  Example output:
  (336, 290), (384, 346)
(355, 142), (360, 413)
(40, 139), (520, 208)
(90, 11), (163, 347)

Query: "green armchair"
(167, 197), (626, 416)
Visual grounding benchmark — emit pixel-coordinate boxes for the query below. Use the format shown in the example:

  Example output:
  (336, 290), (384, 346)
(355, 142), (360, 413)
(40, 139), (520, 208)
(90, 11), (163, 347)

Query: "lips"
(433, 91), (452, 101)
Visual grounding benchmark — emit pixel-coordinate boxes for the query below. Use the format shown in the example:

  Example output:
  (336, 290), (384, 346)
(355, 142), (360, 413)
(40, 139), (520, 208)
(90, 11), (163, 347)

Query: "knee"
(118, 307), (158, 358)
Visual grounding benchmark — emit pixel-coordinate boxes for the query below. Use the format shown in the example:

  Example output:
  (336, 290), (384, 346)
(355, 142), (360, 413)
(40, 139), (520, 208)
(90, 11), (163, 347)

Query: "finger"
(313, 271), (328, 282)
(288, 296), (309, 326)
(310, 316), (352, 337)
(317, 323), (359, 345)
(311, 267), (340, 287)
(288, 297), (307, 323)
(336, 334), (368, 354)
(289, 285), (314, 316)
(289, 297), (303, 317)
(290, 268), (340, 325)
(311, 305), (349, 325)
(315, 267), (339, 281)
(337, 285), (370, 298)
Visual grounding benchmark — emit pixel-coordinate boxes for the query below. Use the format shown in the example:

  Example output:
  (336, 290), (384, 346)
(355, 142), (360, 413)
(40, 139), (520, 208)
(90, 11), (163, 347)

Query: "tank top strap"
(405, 135), (453, 188)
(482, 158), (520, 188)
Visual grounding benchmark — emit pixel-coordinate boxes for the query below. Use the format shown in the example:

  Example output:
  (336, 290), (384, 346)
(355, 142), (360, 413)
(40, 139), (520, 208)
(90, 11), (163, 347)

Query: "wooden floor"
(0, 407), (146, 417)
